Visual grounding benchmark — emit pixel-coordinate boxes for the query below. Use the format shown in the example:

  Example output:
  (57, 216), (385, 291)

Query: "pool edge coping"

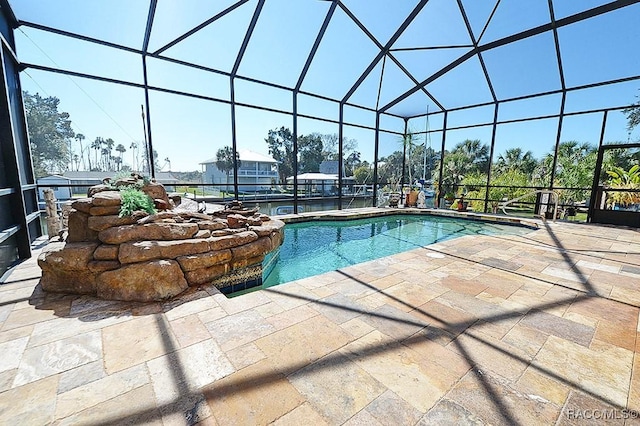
(272, 207), (541, 230)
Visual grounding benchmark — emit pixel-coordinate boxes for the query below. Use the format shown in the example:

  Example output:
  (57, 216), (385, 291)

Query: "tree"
(439, 150), (469, 196)
(23, 92), (75, 177)
(115, 144), (126, 171)
(377, 151), (404, 188)
(545, 141), (597, 203)
(103, 138), (115, 170)
(298, 133), (324, 173)
(129, 142), (138, 171)
(265, 127), (295, 184)
(354, 165), (372, 184)
(409, 144), (438, 182)
(116, 143), (127, 170)
(623, 90), (640, 134)
(400, 130), (422, 184)
(216, 146), (240, 193)
(319, 133), (357, 161)
(75, 133), (86, 170)
(453, 139), (489, 173)
(495, 148), (537, 176)
(465, 169), (533, 213)
(141, 144), (159, 174)
(435, 140), (490, 196)
(345, 151), (361, 176)
(91, 137), (103, 171)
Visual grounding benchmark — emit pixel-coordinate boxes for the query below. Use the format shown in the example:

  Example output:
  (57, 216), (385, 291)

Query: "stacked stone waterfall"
(38, 181), (284, 302)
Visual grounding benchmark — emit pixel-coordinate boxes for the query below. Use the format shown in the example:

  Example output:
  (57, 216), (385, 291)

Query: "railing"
(232, 170), (278, 176)
(500, 189), (559, 222)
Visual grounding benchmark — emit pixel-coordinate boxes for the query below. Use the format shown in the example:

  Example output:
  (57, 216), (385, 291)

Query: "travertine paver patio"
(0, 217), (639, 425)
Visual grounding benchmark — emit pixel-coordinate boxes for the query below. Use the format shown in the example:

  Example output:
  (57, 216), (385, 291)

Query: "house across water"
(200, 149), (279, 193)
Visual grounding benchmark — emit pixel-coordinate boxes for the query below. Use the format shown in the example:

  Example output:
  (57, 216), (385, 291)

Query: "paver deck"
(1, 213), (639, 425)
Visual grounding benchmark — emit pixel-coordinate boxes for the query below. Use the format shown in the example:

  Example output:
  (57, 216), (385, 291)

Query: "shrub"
(119, 188), (156, 217)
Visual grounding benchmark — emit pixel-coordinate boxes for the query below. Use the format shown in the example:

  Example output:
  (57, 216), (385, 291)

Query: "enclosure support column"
(588, 111), (608, 222)
(484, 103), (499, 213)
(401, 118), (408, 205)
(373, 112), (380, 205)
(549, 92), (566, 190)
(141, 55), (155, 179)
(436, 112), (447, 207)
(230, 77), (239, 199)
(292, 92), (299, 213)
(338, 103), (344, 209)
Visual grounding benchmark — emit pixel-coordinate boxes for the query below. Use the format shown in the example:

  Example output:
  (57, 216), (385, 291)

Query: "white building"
(200, 149), (278, 193)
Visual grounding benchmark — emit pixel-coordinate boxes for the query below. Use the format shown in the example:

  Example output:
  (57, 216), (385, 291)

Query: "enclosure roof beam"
(231, 0), (265, 77)
(295, 1), (338, 92)
(338, 2), (445, 112)
(152, 0), (250, 56)
(0, 0), (18, 29)
(142, 0), (157, 54)
(340, 0), (429, 105)
(456, 0), (497, 103)
(381, 0), (640, 113)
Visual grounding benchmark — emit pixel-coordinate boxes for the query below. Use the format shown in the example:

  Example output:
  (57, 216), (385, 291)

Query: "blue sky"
(9, 0), (640, 172)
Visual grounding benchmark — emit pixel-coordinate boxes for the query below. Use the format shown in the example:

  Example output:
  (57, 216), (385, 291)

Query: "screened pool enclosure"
(1, 0), (640, 275)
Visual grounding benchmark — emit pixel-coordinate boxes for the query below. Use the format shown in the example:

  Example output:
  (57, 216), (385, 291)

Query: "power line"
(22, 70), (88, 137)
(18, 27), (138, 142)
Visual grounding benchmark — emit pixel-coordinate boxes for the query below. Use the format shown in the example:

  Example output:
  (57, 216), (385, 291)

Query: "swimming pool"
(261, 214), (531, 288)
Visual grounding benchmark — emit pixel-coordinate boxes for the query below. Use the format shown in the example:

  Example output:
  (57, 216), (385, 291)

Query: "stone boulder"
(141, 181), (170, 208)
(93, 244), (119, 260)
(184, 264), (229, 286)
(88, 214), (143, 232)
(71, 198), (93, 214)
(92, 191), (122, 207)
(89, 205), (121, 216)
(97, 260), (188, 302)
(118, 238), (211, 264)
(208, 230), (258, 251)
(67, 210), (98, 243)
(98, 223), (199, 245)
(38, 242), (101, 294)
(176, 249), (232, 272)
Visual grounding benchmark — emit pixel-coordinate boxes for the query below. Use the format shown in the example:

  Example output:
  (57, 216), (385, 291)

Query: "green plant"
(605, 164), (640, 208)
(119, 187), (156, 217)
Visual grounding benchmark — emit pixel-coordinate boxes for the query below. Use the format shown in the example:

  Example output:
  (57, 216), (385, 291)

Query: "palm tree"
(100, 148), (109, 170)
(91, 137), (103, 171)
(399, 130), (422, 185)
(495, 148), (537, 176)
(75, 133), (86, 170)
(129, 142), (138, 171)
(115, 144), (126, 171)
(454, 139), (489, 173)
(216, 146), (240, 194)
(104, 138), (115, 170)
(378, 151), (404, 189)
(441, 151), (470, 196)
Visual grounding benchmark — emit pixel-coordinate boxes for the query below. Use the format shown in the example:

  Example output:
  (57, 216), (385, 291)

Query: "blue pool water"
(262, 214), (531, 288)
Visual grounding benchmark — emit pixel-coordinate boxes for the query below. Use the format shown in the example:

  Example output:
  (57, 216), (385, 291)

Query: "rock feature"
(97, 260), (188, 302)
(38, 182), (285, 302)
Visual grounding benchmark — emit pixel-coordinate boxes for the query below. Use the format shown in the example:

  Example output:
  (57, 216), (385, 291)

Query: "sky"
(8, 0), (640, 173)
